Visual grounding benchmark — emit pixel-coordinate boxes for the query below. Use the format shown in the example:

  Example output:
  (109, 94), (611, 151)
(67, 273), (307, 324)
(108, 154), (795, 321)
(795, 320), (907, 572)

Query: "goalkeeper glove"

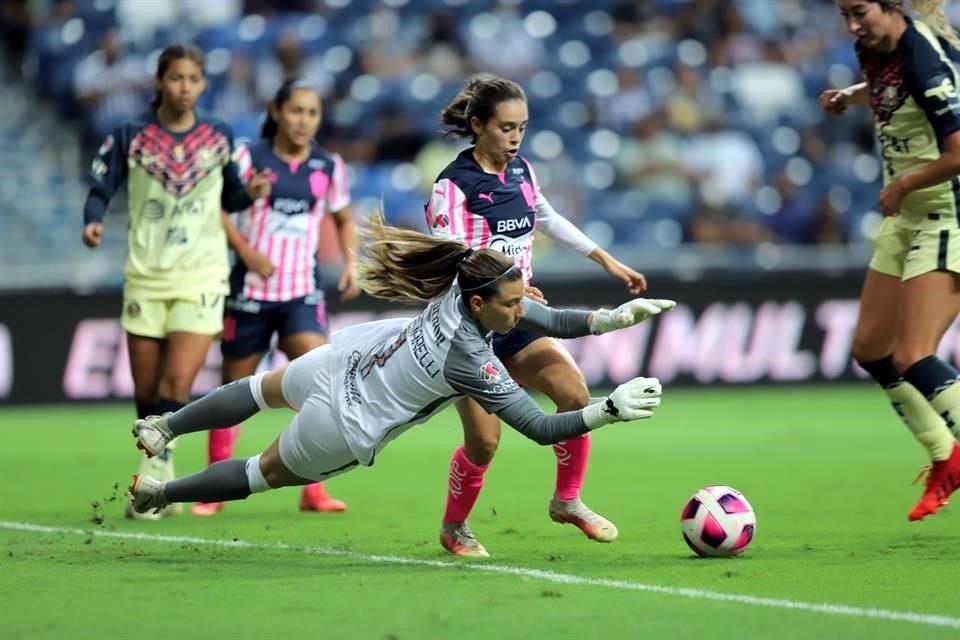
(582, 377), (662, 429)
(589, 298), (676, 335)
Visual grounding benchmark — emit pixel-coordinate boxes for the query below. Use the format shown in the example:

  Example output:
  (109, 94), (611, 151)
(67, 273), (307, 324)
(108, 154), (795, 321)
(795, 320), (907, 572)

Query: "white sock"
(249, 372), (270, 411)
(245, 454), (272, 493)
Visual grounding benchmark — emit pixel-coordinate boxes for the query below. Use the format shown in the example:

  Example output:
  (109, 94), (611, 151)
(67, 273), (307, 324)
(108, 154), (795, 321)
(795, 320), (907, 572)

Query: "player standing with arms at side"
(191, 79), (358, 516)
(82, 44), (271, 519)
(822, 0), (960, 520)
(426, 75), (649, 556)
(128, 214), (674, 517)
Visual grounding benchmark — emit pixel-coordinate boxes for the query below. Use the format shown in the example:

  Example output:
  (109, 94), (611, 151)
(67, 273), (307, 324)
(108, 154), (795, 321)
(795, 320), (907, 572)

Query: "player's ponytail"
(358, 210), (521, 303)
(910, 0), (960, 51)
(440, 73), (526, 142)
(150, 43), (205, 110)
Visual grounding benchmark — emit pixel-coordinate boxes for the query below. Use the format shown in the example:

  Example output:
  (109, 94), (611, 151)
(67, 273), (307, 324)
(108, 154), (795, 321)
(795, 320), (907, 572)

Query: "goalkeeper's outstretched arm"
(518, 297), (677, 338)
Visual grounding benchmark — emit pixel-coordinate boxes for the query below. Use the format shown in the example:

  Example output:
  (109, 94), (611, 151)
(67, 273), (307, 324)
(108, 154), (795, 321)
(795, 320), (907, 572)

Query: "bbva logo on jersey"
(273, 197), (310, 214)
(495, 217), (532, 233)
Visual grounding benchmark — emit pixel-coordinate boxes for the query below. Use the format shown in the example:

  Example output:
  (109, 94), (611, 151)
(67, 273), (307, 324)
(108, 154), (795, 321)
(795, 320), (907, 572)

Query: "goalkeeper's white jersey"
(282, 284), (525, 465)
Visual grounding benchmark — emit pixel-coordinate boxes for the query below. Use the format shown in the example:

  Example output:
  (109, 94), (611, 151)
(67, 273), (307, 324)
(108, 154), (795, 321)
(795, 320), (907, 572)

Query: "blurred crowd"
(4, 0), (957, 249)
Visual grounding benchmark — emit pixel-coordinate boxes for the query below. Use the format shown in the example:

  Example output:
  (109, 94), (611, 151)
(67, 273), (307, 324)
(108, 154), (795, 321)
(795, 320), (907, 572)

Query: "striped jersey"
(857, 19), (960, 228)
(425, 149), (596, 284)
(230, 140), (350, 301)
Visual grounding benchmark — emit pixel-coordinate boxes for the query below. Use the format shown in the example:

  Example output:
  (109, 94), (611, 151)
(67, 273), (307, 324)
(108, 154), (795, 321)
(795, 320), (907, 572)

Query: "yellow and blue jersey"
(857, 19), (960, 229)
(83, 110), (252, 298)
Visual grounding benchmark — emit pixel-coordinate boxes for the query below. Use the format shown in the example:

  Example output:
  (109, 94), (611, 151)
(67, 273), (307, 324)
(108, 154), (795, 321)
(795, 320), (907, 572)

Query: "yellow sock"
(929, 379), (960, 440)
(887, 382), (954, 461)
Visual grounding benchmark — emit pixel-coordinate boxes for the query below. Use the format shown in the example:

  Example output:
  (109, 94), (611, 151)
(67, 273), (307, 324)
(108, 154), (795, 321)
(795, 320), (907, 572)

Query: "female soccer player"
(190, 80), (358, 517)
(426, 75), (649, 556)
(128, 214), (674, 516)
(822, 0), (960, 520)
(82, 44), (271, 519)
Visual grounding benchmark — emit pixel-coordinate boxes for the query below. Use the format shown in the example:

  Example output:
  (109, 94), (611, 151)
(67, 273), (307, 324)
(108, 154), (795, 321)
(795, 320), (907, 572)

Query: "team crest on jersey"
(479, 361), (502, 384)
(433, 213), (450, 229)
(308, 158), (327, 170)
(196, 148), (220, 170)
(860, 48), (907, 126)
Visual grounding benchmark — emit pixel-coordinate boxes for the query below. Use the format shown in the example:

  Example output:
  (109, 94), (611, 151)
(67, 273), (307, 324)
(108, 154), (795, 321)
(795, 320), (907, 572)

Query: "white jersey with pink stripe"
(230, 140), (350, 302)
(425, 149), (598, 283)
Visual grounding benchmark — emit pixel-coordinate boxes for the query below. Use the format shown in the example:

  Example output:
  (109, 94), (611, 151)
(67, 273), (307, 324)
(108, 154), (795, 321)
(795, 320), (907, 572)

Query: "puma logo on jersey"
(478, 192), (495, 203)
(495, 217), (532, 233)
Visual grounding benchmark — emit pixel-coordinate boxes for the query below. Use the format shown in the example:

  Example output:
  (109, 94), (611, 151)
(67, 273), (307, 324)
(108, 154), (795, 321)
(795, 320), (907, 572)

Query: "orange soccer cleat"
(908, 444), (960, 521)
(299, 483), (347, 513)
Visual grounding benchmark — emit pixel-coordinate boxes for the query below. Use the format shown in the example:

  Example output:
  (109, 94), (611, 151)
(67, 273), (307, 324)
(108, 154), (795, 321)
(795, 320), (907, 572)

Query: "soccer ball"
(680, 485), (756, 558)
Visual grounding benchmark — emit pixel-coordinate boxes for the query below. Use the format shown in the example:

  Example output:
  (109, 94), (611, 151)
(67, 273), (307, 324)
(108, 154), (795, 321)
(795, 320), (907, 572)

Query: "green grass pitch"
(2, 385), (959, 639)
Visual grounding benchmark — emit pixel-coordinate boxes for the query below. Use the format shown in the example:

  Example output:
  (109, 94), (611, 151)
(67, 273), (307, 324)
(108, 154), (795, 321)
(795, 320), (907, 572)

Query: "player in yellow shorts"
(823, 0), (960, 521)
(81, 44), (270, 519)
(869, 215), (960, 282)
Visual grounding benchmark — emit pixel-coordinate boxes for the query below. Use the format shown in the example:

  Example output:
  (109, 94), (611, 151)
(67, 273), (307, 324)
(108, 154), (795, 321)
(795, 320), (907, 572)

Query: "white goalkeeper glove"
(589, 298), (676, 335)
(582, 377), (663, 429)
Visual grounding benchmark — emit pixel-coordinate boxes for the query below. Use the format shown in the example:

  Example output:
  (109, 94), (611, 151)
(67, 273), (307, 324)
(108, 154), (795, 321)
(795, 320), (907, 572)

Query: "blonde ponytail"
(357, 210), (520, 303)
(911, 0), (960, 51)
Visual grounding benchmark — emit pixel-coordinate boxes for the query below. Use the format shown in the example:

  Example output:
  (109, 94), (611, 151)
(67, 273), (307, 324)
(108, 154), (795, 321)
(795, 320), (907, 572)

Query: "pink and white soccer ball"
(680, 486), (756, 558)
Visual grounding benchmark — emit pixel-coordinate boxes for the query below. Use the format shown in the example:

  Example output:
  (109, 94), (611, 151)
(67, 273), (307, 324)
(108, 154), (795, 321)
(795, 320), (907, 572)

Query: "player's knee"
(157, 373), (194, 401)
(464, 435), (499, 465)
(851, 333), (889, 364)
(260, 463), (287, 489)
(258, 448), (293, 489)
(553, 384), (590, 412)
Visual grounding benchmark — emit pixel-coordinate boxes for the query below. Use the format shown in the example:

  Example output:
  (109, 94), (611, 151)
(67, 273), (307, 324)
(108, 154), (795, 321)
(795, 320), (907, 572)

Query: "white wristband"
(582, 399), (616, 429)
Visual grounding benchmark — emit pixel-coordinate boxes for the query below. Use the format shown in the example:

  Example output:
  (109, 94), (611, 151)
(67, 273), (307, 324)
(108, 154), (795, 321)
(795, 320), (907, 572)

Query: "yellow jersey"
(83, 111), (252, 298)
(857, 19), (960, 229)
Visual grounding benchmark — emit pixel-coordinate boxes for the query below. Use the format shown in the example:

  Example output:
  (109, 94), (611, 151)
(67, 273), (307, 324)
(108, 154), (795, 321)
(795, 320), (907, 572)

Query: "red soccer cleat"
(908, 444), (960, 521)
(299, 483), (347, 513)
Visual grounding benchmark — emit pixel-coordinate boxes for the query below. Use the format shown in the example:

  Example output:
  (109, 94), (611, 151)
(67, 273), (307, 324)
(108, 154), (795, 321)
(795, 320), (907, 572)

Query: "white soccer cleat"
(439, 522), (490, 558)
(549, 497), (619, 543)
(127, 474), (171, 515)
(124, 432), (180, 520)
(132, 414), (174, 458)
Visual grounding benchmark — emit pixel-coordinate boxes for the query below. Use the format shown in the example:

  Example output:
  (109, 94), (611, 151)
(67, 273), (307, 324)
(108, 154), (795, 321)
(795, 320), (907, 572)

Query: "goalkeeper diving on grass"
(127, 213), (675, 517)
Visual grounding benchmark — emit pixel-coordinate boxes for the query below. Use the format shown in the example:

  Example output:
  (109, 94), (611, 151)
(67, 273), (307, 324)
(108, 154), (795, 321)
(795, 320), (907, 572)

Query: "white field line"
(2, 520), (959, 630)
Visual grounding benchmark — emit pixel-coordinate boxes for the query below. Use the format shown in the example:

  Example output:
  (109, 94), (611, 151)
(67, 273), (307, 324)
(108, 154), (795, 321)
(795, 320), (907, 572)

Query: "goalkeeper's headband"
(460, 264), (520, 292)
